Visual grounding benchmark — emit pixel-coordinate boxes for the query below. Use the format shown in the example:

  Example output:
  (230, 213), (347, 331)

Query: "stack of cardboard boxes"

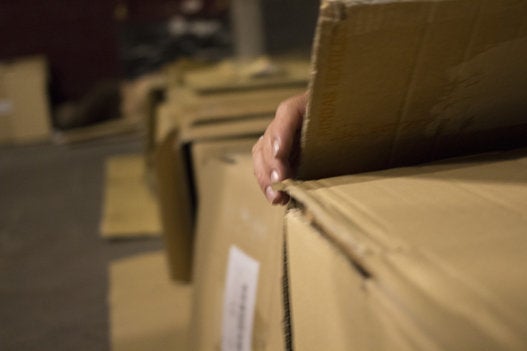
(150, 58), (309, 282)
(154, 0), (527, 350)
(148, 57), (309, 350)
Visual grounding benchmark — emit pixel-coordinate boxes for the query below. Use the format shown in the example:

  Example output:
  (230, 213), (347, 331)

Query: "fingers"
(252, 135), (289, 205)
(252, 92), (308, 205)
(268, 92), (307, 161)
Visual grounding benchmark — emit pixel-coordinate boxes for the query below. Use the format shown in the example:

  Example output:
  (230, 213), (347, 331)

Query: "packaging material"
(190, 140), (285, 351)
(156, 85), (305, 144)
(299, 0), (527, 180)
(52, 118), (140, 145)
(230, 0), (265, 60)
(100, 154), (161, 238)
(120, 72), (165, 124)
(154, 86), (305, 282)
(282, 148), (527, 351)
(154, 130), (195, 281)
(0, 55), (51, 144)
(148, 57), (308, 156)
(183, 57), (310, 94)
(109, 251), (192, 351)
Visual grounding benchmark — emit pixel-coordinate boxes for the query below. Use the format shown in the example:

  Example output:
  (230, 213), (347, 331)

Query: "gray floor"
(0, 135), (164, 351)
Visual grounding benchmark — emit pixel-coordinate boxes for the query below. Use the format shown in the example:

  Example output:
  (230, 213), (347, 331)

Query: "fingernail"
(266, 186), (277, 201)
(271, 170), (280, 183)
(273, 139), (280, 157)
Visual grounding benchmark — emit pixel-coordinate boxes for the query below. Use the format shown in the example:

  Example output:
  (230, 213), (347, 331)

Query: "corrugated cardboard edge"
(281, 158), (527, 350)
(298, 0), (527, 180)
(298, 0), (350, 179)
(155, 129), (194, 282)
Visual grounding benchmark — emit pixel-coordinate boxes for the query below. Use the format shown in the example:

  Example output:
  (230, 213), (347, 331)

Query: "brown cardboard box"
(153, 85), (306, 145)
(0, 55), (51, 144)
(190, 140), (285, 351)
(154, 86), (305, 281)
(178, 86), (305, 142)
(278, 2), (527, 349)
(100, 154), (161, 238)
(147, 62), (308, 163)
(109, 251), (192, 351)
(300, 0), (527, 180)
(282, 149), (527, 351)
(154, 130), (195, 281)
(183, 57), (310, 94)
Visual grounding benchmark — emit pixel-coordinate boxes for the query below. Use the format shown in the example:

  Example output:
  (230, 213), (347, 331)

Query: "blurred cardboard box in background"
(0, 56), (51, 144)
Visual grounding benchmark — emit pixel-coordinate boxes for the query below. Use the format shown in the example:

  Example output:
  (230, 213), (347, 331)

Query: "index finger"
(268, 92), (308, 161)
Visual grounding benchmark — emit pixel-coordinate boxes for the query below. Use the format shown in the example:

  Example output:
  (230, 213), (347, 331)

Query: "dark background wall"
(262, 0), (319, 55)
(0, 0), (318, 104)
(0, 1), (120, 103)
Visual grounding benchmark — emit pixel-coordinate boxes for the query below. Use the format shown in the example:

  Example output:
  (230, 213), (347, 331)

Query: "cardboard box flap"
(183, 87), (305, 125)
(184, 58), (310, 94)
(299, 0), (527, 180)
(179, 87), (305, 141)
(177, 86), (305, 143)
(180, 116), (271, 143)
(284, 149), (527, 348)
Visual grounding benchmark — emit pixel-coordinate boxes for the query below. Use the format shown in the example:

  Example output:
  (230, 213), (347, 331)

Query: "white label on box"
(222, 245), (260, 351)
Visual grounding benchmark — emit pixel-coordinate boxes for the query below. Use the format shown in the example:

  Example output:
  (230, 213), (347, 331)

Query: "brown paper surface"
(300, 0), (527, 180)
(285, 148), (527, 351)
(109, 251), (192, 351)
(100, 154), (161, 238)
(0, 55), (51, 144)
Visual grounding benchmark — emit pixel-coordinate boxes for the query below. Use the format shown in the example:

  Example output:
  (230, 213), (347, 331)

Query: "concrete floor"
(0, 135), (164, 351)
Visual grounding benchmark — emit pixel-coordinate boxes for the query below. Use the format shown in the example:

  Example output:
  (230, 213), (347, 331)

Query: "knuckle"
(276, 101), (289, 118)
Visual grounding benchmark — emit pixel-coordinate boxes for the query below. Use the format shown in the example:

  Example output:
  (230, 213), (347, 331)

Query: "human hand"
(252, 92), (308, 205)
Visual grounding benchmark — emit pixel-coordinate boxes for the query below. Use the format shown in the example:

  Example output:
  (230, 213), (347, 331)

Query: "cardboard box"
(282, 148), (527, 351)
(147, 59), (308, 164)
(183, 57), (310, 94)
(154, 130), (195, 281)
(300, 0), (527, 180)
(0, 55), (51, 144)
(276, 2), (527, 349)
(179, 86), (305, 141)
(154, 86), (306, 145)
(154, 86), (305, 282)
(149, 61), (308, 280)
(109, 251), (192, 351)
(190, 140), (285, 351)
